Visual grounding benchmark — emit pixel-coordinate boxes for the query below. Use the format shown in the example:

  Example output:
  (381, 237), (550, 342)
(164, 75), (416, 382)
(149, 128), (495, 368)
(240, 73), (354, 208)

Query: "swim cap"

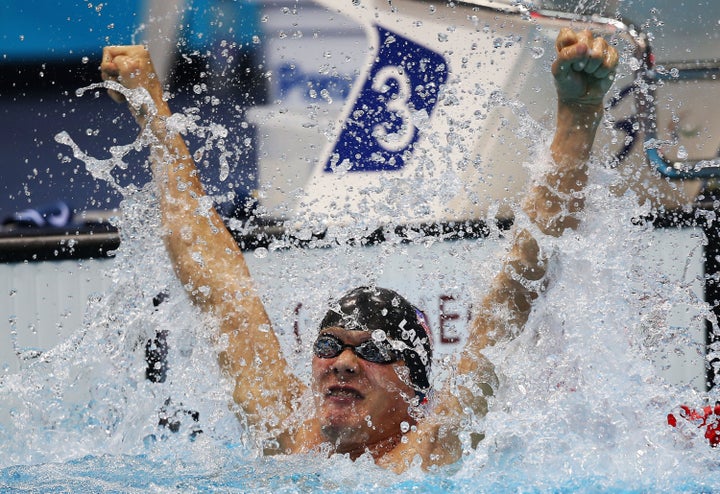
(319, 286), (433, 397)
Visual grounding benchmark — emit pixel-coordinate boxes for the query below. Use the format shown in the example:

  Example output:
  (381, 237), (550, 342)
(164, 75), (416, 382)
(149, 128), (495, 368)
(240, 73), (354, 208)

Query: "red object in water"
(668, 402), (720, 447)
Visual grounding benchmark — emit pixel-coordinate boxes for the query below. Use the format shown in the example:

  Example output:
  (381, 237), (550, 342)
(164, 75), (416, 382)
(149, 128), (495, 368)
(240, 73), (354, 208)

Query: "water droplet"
(254, 247), (268, 258)
(320, 89), (332, 104)
(530, 46), (545, 59)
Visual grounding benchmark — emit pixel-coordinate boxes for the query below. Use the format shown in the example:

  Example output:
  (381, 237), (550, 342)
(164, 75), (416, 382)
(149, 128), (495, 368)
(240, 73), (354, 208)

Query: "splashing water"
(53, 82), (156, 192)
(3, 79), (720, 492)
(462, 180), (719, 490)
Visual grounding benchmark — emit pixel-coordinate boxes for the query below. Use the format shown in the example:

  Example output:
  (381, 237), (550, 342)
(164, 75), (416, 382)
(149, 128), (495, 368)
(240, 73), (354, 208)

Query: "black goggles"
(313, 333), (401, 364)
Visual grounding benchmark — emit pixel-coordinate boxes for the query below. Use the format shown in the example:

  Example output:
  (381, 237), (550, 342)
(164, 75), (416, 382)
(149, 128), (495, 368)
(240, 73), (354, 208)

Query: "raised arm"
(386, 29), (618, 470)
(100, 46), (305, 451)
(463, 28), (618, 362)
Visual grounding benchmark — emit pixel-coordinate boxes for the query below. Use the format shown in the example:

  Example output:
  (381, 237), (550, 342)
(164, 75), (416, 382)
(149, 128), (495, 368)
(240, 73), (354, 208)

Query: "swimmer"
(100, 28), (618, 471)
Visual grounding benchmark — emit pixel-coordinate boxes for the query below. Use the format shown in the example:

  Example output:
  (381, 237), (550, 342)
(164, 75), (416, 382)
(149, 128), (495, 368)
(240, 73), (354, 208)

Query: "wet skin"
(311, 327), (418, 456)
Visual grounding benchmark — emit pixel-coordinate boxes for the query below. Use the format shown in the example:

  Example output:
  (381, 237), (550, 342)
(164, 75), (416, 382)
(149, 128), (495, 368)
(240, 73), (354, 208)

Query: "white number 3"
(371, 66), (414, 153)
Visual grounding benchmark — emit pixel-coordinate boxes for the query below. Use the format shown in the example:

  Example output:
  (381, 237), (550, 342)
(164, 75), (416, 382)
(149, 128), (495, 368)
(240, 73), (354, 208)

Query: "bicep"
(214, 290), (307, 422)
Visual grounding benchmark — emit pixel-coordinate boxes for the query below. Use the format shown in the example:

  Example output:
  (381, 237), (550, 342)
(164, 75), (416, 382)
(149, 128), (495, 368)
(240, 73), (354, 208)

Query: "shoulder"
(378, 410), (463, 472)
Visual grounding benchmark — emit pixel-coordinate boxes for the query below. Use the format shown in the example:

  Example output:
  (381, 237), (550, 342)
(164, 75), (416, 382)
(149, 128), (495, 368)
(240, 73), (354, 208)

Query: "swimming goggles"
(313, 333), (401, 364)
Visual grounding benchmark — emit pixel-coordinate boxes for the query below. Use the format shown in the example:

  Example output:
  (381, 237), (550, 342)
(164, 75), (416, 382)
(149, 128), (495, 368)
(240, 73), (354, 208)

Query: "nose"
(331, 347), (359, 376)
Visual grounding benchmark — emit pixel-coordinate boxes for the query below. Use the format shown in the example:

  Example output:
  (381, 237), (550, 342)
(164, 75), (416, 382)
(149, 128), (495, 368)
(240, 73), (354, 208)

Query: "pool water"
(1, 451), (718, 493)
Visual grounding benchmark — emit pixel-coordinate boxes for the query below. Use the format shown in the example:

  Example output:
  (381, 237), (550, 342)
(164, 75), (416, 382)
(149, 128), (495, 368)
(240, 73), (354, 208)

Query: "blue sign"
(324, 25), (448, 173)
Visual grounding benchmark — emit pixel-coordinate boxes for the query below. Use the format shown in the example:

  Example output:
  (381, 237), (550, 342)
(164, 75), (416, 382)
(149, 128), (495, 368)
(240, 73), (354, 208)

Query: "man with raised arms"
(100, 27), (618, 470)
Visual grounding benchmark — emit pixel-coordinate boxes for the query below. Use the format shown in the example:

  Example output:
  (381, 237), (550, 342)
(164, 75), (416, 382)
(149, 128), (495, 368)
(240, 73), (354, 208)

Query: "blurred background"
(1, 0), (717, 223)
(0, 0), (266, 221)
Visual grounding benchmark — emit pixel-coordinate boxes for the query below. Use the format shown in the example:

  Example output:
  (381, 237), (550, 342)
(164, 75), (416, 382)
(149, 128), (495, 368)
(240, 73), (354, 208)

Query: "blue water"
(2, 452), (718, 493)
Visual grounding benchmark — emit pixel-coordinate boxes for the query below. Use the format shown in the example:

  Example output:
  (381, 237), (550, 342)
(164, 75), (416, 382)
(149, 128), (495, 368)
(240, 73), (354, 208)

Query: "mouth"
(325, 385), (364, 401)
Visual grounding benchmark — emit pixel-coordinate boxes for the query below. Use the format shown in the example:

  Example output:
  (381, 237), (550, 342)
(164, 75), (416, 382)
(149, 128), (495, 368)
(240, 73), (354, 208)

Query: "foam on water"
(3, 71), (720, 491)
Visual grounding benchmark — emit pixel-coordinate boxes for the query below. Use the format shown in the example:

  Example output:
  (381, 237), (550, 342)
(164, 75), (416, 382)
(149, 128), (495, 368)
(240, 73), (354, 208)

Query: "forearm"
(523, 101), (602, 236)
(148, 119), (250, 307)
(488, 102), (604, 333)
(101, 44), (245, 296)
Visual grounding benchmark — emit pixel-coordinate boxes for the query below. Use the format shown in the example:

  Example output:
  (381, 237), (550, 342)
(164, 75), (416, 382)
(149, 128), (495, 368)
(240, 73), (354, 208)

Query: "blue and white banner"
(299, 0), (547, 229)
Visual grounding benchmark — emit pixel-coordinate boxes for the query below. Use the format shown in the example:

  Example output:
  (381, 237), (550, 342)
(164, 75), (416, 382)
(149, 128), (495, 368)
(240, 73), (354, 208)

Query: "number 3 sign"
(325, 25), (448, 173)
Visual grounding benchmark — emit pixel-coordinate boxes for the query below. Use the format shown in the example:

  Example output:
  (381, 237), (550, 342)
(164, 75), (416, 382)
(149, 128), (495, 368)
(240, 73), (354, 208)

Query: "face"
(311, 327), (417, 455)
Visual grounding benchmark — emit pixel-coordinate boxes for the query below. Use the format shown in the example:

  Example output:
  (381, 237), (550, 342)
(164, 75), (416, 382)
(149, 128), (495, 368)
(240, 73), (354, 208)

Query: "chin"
(319, 412), (367, 446)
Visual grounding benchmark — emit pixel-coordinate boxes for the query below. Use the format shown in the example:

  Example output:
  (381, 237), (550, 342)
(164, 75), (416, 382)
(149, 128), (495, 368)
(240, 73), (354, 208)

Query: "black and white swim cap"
(319, 286), (433, 397)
